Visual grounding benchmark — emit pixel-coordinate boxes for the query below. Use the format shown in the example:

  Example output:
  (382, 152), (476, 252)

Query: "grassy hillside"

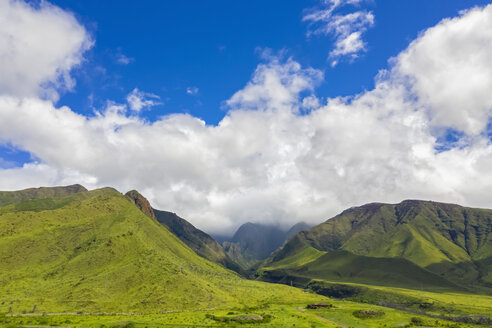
(260, 250), (458, 291)
(0, 186), (325, 314)
(260, 200), (492, 293)
(0, 184), (87, 207)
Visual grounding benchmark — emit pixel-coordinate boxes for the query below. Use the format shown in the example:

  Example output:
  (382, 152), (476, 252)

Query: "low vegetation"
(352, 309), (385, 319)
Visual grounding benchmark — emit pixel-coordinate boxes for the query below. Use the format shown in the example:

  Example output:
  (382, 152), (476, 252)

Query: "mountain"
(260, 200), (492, 293)
(0, 185), (323, 314)
(285, 221), (312, 240)
(0, 184), (87, 207)
(153, 209), (242, 273)
(222, 222), (312, 270)
(230, 223), (286, 259)
(222, 223), (286, 269)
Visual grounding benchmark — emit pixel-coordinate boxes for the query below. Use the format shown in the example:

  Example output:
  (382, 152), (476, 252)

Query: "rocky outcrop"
(125, 190), (156, 219)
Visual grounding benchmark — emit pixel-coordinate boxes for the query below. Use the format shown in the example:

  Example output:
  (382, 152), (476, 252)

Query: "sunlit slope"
(261, 250), (458, 290)
(261, 200), (492, 292)
(0, 184), (87, 207)
(0, 187), (324, 314)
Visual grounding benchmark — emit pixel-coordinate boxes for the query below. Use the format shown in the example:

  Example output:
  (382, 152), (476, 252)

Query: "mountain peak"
(125, 190), (156, 219)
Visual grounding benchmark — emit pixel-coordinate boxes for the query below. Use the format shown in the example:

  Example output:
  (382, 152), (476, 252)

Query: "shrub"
(206, 314), (272, 324)
(352, 310), (385, 319)
(410, 317), (424, 325)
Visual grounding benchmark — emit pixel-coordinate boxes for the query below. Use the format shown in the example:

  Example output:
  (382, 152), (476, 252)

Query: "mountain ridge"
(0, 184), (87, 207)
(260, 199), (492, 293)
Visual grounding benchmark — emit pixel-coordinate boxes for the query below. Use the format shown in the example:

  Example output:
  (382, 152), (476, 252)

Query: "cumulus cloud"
(126, 88), (161, 112)
(0, 0), (92, 101)
(2, 2), (492, 235)
(393, 5), (492, 135)
(227, 57), (323, 111)
(304, 0), (374, 65)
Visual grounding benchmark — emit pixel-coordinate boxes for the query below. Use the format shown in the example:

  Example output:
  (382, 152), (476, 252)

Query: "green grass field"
(307, 279), (492, 314)
(1, 295), (490, 328)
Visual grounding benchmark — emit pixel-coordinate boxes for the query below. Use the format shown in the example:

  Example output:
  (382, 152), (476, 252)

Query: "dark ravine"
(153, 209), (243, 273)
(220, 222), (312, 270)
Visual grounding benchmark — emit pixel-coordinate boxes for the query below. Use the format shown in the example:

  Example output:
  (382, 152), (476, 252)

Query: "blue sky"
(43, 0), (491, 124)
(2, 0), (492, 233)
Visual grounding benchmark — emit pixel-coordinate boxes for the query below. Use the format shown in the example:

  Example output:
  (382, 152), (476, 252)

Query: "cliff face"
(125, 190), (156, 219)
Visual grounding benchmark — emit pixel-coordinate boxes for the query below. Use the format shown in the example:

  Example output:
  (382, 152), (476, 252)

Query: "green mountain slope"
(261, 250), (458, 290)
(0, 184), (87, 207)
(260, 200), (492, 293)
(153, 209), (242, 273)
(0, 186), (324, 314)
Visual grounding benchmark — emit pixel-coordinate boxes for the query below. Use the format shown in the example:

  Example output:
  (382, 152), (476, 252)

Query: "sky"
(1, 0), (492, 235)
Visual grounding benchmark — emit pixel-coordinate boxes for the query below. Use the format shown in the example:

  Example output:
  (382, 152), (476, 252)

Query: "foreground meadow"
(1, 292), (490, 328)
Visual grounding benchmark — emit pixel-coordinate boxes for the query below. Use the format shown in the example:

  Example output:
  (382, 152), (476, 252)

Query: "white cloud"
(331, 30), (364, 56)
(304, 0), (374, 65)
(2, 2), (492, 236)
(227, 57), (323, 111)
(393, 5), (492, 135)
(186, 87), (199, 95)
(0, 0), (92, 101)
(116, 53), (134, 65)
(0, 162), (98, 191)
(126, 88), (161, 112)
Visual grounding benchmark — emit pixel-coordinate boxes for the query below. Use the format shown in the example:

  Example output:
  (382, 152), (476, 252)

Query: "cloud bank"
(1, 1), (492, 234)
